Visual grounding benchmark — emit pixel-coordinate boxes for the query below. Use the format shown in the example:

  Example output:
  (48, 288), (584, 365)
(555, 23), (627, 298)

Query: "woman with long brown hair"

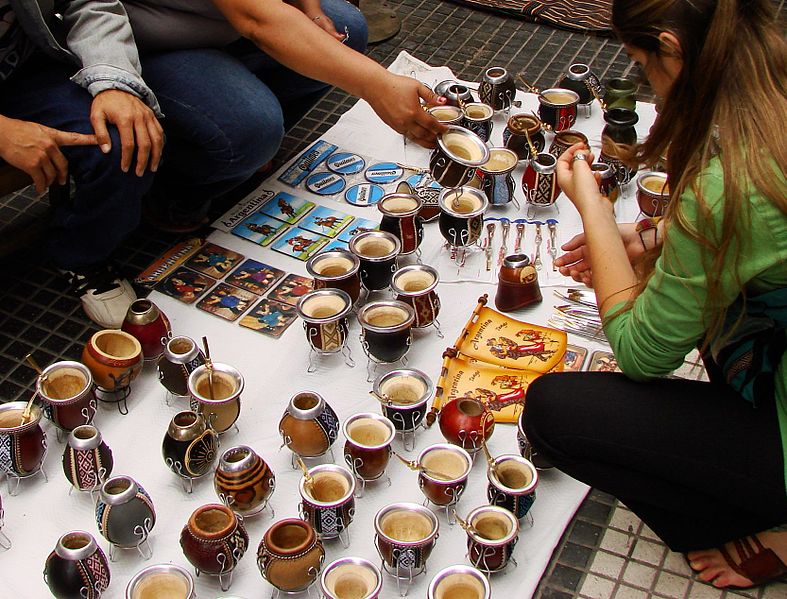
(524, 0), (787, 589)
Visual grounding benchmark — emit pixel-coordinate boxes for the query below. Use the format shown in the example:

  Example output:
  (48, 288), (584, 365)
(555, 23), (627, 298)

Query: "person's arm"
(59, 0), (164, 174)
(210, 0), (446, 147)
(555, 144), (638, 315)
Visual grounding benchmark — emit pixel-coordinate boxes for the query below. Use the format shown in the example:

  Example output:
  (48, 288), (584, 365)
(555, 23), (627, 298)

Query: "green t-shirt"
(603, 158), (787, 492)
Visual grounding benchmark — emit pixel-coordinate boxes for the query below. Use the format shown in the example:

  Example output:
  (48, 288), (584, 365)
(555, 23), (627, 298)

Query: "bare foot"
(687, 530), (787, 588)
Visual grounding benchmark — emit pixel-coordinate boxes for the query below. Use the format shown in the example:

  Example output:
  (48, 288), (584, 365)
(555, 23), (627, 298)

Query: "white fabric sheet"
(1, 52), (657, 599)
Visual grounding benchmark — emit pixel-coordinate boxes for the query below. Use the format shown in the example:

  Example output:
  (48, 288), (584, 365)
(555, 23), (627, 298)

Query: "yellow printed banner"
(431, 295), (566, 424)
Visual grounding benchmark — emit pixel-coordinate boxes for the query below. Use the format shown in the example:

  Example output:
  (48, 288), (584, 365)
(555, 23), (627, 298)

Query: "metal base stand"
(95, 385), (131, 415)
(344, 454), (392, 498)
(306, 344), (355, 373)
(108, 522), (153, 562)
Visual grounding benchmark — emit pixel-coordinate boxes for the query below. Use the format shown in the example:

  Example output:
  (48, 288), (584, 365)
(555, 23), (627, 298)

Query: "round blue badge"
(306, 172), (346, 195)
(365, 162), (404, 184)
(327, 152), (366, 175)
(344, 183), (385, 206)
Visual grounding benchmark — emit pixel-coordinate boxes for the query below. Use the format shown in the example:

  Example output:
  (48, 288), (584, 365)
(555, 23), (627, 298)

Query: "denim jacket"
(9, 0), (161, 114)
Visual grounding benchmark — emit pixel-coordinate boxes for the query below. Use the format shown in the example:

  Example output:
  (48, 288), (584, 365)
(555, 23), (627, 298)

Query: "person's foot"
(64, 265), (136, 329)
(687, 531), (787, 588)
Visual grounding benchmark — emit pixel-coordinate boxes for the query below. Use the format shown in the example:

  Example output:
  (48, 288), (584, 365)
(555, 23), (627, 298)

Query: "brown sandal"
(718, 535), (787, 586)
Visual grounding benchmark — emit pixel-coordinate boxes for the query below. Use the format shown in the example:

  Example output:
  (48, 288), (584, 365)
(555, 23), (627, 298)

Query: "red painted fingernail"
(437, 96), (447, 104)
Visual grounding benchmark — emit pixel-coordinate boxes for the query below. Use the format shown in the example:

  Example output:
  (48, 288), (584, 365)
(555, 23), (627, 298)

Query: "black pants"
(524, 372), (787, 551)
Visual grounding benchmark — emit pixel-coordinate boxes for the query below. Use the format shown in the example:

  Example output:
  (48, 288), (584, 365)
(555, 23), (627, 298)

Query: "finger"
(45, 144), (70, 186)
(412, 103), (447, 137)
(40, 158), (58, 191)
(147, 119), (164, 173)
(554, 248), (587, 268)
(560, 232), (587, 251)
(89, 112), (112, 154)
(47, 127), (99, 148)
(406, 122), (439, 149)
(417, 84), (446, 109)
(30, 167), (49, 195)
(116, 119), (136, 173)
(133, 119), (152, 177)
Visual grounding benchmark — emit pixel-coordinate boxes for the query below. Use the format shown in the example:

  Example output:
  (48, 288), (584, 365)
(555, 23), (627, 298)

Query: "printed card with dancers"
(184, 243), (244, 279)
(225, 259), (285, 295)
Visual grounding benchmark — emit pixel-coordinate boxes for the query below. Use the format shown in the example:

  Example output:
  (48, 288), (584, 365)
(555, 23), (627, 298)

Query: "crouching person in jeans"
(0, 0), (163, 327)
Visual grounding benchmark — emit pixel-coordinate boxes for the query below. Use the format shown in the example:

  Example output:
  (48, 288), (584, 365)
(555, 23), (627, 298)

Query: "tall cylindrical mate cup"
(296, 288), (354, 369)
(487, 454), (539, 519)
(358, 301), (415, 364)
(374, 502), (439, 580)
(187, 362), (243, 434)
(37, 361), (96, 433)
(377, 193), (424, 256)
(478, 148), (518, 207)
(464, 505), (519, 572)
(306, 249), (361, 305)
(391, 264), (441, 330)
(522, 153), (562, 208)
(298, 463), (356, 541)
(430, 126), (490, 188)
(0, 401), (47, 481)
(438, 186), (488, 248)
(349, 230), (401, 292)
(462, 102), (494, 143)
(343, 412), (395, 482)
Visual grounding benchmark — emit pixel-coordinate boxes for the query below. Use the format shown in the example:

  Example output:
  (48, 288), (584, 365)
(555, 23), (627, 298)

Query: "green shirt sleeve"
(602, 159), (787, 380)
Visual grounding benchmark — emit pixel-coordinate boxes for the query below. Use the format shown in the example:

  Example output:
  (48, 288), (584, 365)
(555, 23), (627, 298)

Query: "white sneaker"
(65, 266), (137, 329)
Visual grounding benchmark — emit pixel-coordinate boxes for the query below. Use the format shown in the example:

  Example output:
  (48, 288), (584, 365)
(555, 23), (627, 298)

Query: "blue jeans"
(0, 0), (367, 268)
(0, 54), (155, 271)
(140, 0), (368, 218)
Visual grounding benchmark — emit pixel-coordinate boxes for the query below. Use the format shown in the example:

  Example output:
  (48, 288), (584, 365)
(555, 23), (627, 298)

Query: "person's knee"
(225, 105), (284, 175)
(523, 373), (568, 449)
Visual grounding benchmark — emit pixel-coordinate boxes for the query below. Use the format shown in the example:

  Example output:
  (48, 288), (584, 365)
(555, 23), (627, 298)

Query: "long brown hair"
(612, 0), (787, 340)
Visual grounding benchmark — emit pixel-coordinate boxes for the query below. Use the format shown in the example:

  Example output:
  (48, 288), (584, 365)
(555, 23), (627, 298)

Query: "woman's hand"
(363, 72), (448, 148)
(556, 142), (606, 213)
(555, 223), (645, 287)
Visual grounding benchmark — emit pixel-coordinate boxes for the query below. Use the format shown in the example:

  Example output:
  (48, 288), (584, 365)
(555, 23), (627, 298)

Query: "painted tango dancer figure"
(524, 0), (787, 590)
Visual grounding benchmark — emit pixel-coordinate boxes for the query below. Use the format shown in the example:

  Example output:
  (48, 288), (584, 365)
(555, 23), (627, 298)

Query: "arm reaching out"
(210, 0), (447, 147)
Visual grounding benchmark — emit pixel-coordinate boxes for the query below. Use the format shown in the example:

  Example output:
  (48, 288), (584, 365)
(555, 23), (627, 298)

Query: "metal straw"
(201, 336), (215, 401)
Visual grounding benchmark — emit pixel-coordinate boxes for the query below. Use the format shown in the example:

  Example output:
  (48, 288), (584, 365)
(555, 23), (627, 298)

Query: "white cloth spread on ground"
(2, 52), (656, 598)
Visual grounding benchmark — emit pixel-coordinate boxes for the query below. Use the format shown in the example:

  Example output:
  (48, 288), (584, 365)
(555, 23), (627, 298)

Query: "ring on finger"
(573, 153), (588, 162)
